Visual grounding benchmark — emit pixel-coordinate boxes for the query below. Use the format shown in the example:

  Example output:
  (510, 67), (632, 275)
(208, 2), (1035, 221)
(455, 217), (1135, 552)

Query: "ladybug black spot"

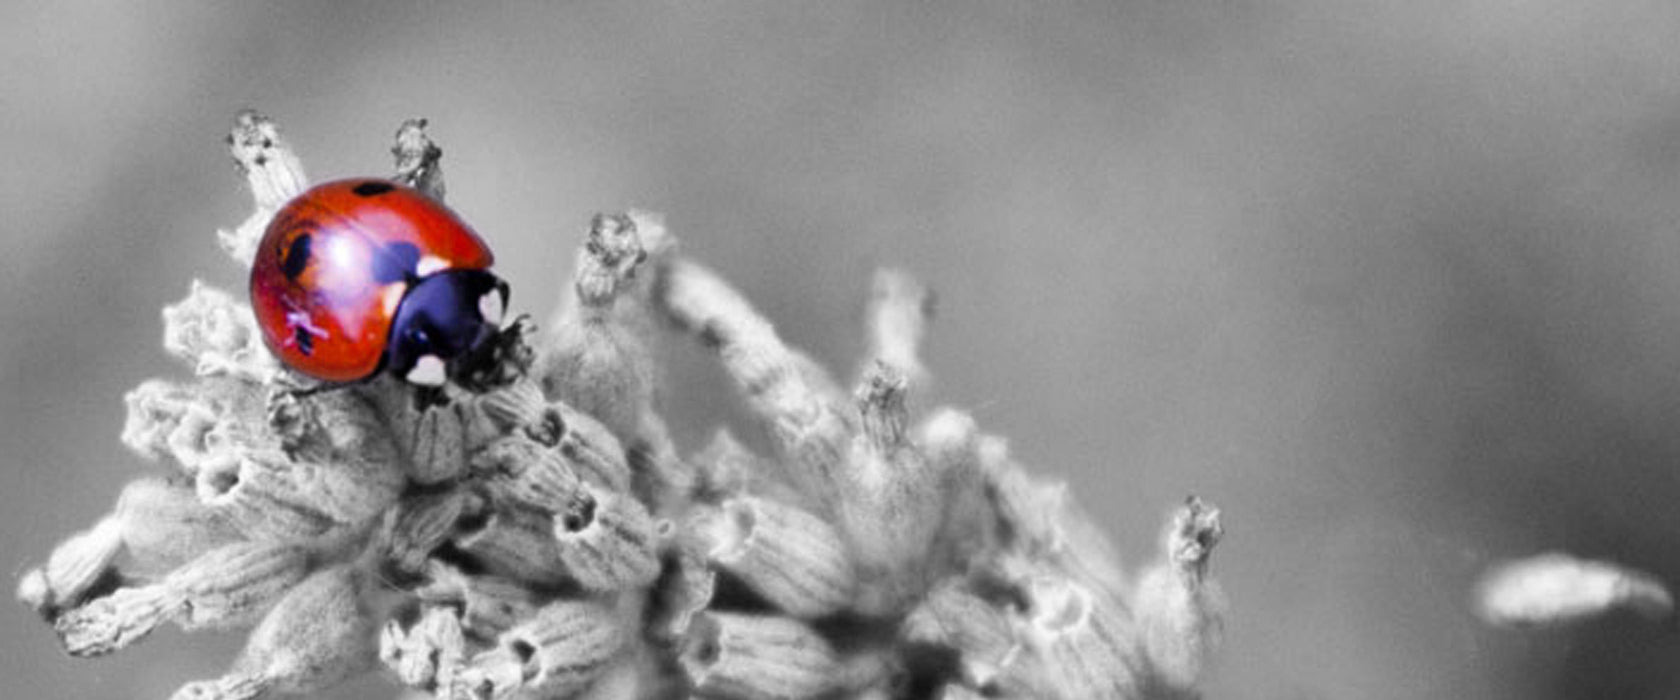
(282, 234), (312, 281)
(294, 326), (315, 356)
(353, 180), (396, 197)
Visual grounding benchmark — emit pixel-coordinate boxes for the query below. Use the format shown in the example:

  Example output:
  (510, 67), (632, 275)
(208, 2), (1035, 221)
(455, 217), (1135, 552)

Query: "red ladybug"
(250, 178), (509, 387)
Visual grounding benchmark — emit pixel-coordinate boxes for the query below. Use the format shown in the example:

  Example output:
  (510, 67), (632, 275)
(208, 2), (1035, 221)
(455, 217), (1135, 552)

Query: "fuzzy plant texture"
(17, 112), (1226, 700)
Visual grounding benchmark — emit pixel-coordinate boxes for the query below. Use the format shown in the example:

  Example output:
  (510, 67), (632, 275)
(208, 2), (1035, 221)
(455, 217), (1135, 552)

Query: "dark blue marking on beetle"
(282, 234), (312, 281)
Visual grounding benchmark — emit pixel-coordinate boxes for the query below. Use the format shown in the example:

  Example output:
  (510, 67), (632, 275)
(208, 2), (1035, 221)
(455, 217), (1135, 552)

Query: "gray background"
(6, 2), (1680, 698)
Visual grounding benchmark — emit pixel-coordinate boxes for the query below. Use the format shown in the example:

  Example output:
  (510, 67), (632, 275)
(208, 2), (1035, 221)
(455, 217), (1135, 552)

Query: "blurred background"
(6, 1), (1680, 698)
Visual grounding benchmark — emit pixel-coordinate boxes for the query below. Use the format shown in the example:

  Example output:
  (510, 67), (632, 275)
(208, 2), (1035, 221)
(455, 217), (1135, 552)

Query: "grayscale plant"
(17, 111), (1226, 700)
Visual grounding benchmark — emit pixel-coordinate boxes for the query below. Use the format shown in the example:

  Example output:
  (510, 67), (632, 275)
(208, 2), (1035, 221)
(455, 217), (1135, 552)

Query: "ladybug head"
(383, 269), (510, 387)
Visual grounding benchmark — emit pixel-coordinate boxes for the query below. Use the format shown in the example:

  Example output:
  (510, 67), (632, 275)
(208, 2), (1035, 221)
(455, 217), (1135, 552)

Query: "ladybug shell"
(250, 178), (494, 382)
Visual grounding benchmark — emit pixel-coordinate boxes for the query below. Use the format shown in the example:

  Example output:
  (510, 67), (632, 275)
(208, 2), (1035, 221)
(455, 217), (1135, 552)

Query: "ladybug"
(250, 178), (509, 387)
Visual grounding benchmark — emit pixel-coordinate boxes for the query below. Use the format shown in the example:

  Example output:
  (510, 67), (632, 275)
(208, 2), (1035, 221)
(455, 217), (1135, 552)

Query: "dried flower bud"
(122, 379), (251, 469)
(540, 213), (653, 440)
(980, 443), (1128, 598)
(375, 489), (467, 584)
(476, 379), (547, 434)
(1134, 497), (1225, 691)
(915, 408), (990, 571)
(680, 612), (839, 700)
(173, 566), (373, 700)
(220, 110), (306, 263)
(202, 446), (395, 544)
(162, 281), (277, 382)
(555, 403), (633, 492)
(552, 488), (661, 591)
(475, 434), (584, 515)
(54, 542), (309, 656)
(381, 603), (467, 693)
(576, 212), (648, 308)
(657, 258), (852, 508)
(372, 388), (470, 485)
(22, 515), (124, 615)
(699, 495), (856, 618)
(1011, 576), (1140, 700)
(391, 117), (445, 200)
(418, 561), (540, 637)
(116, 477), (242, 575)
(462, 599), (625, 699)
(451, 499), (569, 587)
(842, 365), (942, 614)
(902, 579), (1018, 687)
(1475, 551), (1675, 627)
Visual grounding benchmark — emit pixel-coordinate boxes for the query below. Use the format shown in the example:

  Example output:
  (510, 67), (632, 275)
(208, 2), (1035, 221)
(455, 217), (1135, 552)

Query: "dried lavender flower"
(679, 612), (839, 700)
(19, 111), (1227, 700)
(696, 494), (857, 618)
(171, 565), (375, 700)
(1134, 497), (1227, 694)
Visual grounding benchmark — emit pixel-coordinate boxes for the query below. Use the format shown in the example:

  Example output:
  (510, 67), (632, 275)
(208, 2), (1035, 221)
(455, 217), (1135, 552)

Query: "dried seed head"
(202, 446), (395, 545)
(554, 403), (633, 492)
(476, 379), (547, 433)
(576, 212), (646, 306)
(221, 110), (306, 263)
(392, 117), (445, 200)
(375, 489), (467, 584)
(210, 566), (375, 698)
(475, 434), (583, 515)
(115, 477), (242, 575)
(855, 362), (908, 453)
(552, 487), (660, 591)
(842, 365), (945, 614)
(680, 612), (839, 700)
(54, 542), (309, 656)
(451, 498), (569, 587)
(657, 258), (852, 508)
(496, 598), (625, 696)
(376, 390), (470, 485)
(902, 579), (1018, 686)
(121, 379), (237, 465)
(981, 450), (1128, 595)
(162, 281), (277, 383)
(699, 495), (857, 618)
(1011, 576), (1141, 700)
(30, 515), (125, 615)
(916, 408), (991, 570)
